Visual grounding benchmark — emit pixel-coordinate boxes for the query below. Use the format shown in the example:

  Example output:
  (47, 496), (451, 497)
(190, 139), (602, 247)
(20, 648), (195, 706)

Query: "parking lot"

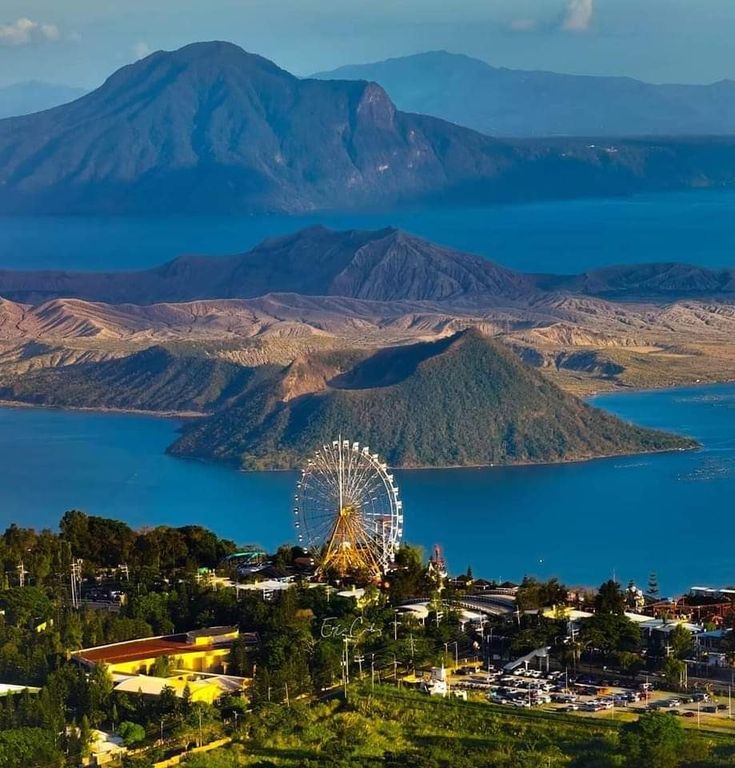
(449, 665), (733, 726)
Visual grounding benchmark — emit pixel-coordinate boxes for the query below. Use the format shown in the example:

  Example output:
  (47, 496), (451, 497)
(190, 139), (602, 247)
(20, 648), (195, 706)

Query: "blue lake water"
(0, 383), (733, 595)
(2, 189), (735, 273)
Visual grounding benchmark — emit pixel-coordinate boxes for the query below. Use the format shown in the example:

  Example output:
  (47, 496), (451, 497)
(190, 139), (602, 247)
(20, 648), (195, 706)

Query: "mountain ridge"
(0, 226), (732, 306)
(314, 51), (735, 137)
(4, 42), (735, 213)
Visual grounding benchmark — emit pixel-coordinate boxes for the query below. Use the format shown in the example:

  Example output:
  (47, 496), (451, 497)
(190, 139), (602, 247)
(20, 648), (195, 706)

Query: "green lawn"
(182, 685), (735, 768)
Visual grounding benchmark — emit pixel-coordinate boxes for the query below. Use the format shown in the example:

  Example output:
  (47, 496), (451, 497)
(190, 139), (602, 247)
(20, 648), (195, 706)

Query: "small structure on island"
(294, 438), (404, 583)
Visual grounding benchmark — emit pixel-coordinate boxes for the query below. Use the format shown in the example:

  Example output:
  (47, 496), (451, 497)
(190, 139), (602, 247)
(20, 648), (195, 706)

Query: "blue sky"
(1, 0), (734, 88)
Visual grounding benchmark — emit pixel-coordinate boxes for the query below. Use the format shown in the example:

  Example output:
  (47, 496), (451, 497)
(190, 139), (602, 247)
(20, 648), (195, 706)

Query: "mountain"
(168, 330), (693, 469)
(4, 43), (735, 214)
(0, 226), (534, 305)
(2, 225), (735, 307)
(0, 346), (259, 414)
(314, 51), (735, 138)
(0, 81), (85, 119)
(534, 263), (735, 300)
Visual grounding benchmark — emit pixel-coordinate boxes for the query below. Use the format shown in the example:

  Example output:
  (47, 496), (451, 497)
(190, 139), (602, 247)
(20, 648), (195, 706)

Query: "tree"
(386, 546), (426, 604)
(580, 612), (640, 657)
(0, 728), (63, 768)
(516, 577), (567, 611)
(662, 657), (687, 690)
(668, 625), (693, 659)
(151, 655), (172, 678)
(118, 721), (146, 747)
(79, 715), (92, 758)
(647, 573), (660, 599)
(621, 712), (685, 768)
(595, 580), (626, 615)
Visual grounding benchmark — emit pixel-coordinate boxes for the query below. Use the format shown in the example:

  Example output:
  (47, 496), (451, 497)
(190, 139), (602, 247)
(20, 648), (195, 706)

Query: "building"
(73, 626), (250, 676)
(0, 683), (40, 696)
(112, 673), (245, 704)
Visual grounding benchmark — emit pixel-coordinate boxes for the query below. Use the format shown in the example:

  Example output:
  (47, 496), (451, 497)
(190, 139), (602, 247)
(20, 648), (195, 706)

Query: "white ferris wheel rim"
(293, 438), (404, 568)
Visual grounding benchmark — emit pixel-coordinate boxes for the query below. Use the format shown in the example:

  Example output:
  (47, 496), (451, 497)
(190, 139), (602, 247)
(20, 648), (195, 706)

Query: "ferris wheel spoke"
(293, 439), (403, 579)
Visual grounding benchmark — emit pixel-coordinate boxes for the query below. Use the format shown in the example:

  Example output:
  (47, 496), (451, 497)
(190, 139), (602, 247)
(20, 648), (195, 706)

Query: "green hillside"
(0, 346), (260, 414)
(169, 330), (695, 469)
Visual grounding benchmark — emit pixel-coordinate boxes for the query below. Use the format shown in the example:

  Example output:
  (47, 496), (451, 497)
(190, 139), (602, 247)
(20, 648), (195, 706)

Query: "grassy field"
(181, 685), (735, 768)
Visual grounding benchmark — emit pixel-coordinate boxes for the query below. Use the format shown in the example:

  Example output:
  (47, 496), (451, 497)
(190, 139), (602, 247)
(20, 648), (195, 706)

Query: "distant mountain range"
(315, 51), (735, 138)
(0, 81), (85, 119)
(0, 225), (733, 306)
(4, 42), (735, 214)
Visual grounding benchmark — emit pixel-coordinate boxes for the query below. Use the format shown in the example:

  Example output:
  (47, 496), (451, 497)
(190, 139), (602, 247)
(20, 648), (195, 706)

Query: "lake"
(0, 383), (733, 596)
(2, 189), (735, 273)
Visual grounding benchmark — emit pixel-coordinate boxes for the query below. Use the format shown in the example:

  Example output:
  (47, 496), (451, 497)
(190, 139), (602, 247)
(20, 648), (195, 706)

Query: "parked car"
(692, 692), (709, 702)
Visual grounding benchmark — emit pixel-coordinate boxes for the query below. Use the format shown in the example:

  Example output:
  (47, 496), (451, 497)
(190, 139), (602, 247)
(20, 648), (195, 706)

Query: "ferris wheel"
(294, 439), (403, 581)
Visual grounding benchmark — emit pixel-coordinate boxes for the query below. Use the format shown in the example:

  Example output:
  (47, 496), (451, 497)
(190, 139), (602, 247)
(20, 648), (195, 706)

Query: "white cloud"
(40, 23), (60, 41)
(132, 40), (152, 61)
(562, 0), (594, 32)
(0, 17), (63, 46)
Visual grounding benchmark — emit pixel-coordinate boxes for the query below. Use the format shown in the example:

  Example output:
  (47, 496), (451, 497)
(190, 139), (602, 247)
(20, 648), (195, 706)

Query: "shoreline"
(0, 386), (707, 474)
(0, 399), (206, 420)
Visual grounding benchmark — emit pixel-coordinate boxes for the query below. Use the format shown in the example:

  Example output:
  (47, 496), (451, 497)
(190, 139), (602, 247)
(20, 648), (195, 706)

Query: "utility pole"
(342, 638), (350, 699)
(284, 683), (290, 708)
(198, 707), (203, 748)
(16, 561), (27, 588)
(393, 611), (399, 641)
(69, 558), (83, 609)
(354, 653), (364, 679)
(371, 653), (375, 692)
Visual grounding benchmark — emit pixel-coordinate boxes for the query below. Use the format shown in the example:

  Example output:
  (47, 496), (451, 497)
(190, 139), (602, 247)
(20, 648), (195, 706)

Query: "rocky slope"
(0, 227), (533, 305)
(3, 226), (735, 308)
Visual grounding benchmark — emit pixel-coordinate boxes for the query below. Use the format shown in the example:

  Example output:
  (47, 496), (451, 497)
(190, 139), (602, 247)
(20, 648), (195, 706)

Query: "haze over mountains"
(0, 81), (85, 120)
(315, 51), (735, 138)
(5, 42), (735, 214)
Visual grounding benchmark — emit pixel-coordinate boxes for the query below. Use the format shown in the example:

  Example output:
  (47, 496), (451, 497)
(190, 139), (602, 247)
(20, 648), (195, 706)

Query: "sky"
(1, 0), (735, 89)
